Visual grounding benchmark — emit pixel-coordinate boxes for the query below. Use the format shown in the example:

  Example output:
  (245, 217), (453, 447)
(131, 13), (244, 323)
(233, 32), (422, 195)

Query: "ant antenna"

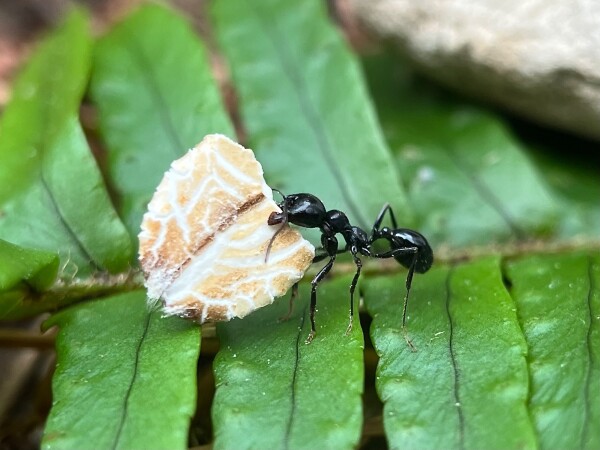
(265, 189), (287, 263)
(271, 188), (285, 200)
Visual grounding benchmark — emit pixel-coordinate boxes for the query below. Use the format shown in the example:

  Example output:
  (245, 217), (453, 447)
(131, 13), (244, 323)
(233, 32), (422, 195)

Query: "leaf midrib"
(249, 5), (369, 229)
(35, 46), (100, 271)
(284, 305), (308, 449)
(581, 255), (596, 447)
(124, 37), (185, 156)
(445, 266), (465, 450)
(111, 309), (152, 449)
(444, 145), (525, 239)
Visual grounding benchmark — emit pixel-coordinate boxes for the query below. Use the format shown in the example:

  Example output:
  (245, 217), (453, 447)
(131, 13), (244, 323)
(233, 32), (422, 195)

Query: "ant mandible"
(265, 191), (433, 350)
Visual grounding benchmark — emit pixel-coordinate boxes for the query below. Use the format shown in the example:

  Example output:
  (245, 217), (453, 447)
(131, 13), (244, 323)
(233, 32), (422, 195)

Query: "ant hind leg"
(372, 203), (399, 233)
(372, 246), (419, 352)
(401, 254), (419, 352)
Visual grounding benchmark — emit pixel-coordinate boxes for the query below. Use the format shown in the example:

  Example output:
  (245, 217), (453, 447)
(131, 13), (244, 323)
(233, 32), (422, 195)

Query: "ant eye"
(139, 134), (315, 323)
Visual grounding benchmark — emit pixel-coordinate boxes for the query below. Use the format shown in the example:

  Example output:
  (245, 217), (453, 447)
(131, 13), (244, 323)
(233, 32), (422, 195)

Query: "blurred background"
(0, 1), (598, 448)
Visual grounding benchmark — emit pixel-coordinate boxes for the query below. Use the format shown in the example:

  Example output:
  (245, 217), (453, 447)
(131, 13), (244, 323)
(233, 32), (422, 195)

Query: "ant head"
(268, 210), (285, 225)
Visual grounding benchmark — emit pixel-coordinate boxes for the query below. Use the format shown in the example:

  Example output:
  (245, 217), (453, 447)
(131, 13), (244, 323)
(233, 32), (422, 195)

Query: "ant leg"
(400, 256), (418, 352)
(372, 246), (417, 259)
(285, 250), (342, 326)
(345, 253), (362, 336)
(372, 203), (398, 233)
(306, 254), (336, 344)
(279, 282), (299, 322)
(372, 246), (418, 352)
(281, 249), (344, 324)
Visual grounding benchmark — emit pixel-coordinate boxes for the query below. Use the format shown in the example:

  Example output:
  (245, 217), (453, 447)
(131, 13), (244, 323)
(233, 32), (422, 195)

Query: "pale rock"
(351, 0), (600, 141)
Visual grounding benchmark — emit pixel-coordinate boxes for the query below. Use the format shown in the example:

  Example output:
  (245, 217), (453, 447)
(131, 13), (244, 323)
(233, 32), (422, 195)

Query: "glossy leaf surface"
(364, 257), (536, 449)
(213, 277), (364, 450)
(506, 252), (600, 450)
(211, 0), (410, 232)
(42, 291), (200, 450)
(91, 4), (235, 240)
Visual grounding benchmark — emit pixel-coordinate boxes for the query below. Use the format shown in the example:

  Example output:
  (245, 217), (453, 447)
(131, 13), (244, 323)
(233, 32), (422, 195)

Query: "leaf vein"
(125, 38), (185, 156)
(35, 45), (101, 272)
(445, 146), (525, 239)
(251, 6), (368, 229)
(581, 255), (596, 447)
(445, 266), (465, 450)
(284, 305), (307, 449)
(111, 309), (152, 449)
(501, 259), (538, 441)
(40, 169), (101, 273)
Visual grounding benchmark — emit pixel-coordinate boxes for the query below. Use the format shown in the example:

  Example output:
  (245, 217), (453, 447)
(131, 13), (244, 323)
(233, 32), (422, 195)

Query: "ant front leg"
(306, 249), (337, 344)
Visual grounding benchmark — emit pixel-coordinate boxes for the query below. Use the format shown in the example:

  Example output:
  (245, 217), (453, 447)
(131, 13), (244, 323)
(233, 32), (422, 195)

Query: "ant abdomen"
(380, 228), (433, 274)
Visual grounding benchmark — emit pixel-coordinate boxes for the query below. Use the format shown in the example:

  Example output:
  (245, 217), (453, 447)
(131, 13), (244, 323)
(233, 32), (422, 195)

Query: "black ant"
(265, 191), (433, 350)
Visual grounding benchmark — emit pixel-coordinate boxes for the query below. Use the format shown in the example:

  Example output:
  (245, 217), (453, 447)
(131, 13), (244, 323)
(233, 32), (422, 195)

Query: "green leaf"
(364, 257), (536, 449)
(91, 3), (235, 240)
(0, 239), (59, 291)
(0, 9), (88, 203)
(363, 55), (559, 246)
(41, 6), (233, 448)
(0, 239), (59, 318)
(505, 252), (600, 449)
(527, 143), (600, 239)
(211, 0), (411, 232)
(213, 276), (364, 450)
(42, 291), (200, 450)
(12, 4), (594, 449)
(0, 10), (133, 277)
